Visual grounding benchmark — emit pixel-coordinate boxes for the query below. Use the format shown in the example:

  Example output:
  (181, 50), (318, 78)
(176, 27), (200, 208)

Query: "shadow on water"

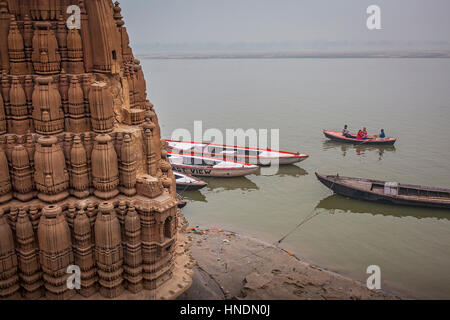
(316, 194), (450, 221)
(203, 176), (259, 192)
(322, 140), (396, 159)
(181, 190), (207, 203)
(255, 165), (309, 178)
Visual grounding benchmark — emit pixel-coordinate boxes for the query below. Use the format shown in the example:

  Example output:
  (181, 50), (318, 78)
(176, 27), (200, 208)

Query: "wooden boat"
(316, 173), (450, 209)
(175, 172), (208, 191)
(323, 130), (397, 146)
(168, 152), (259, 177)
(166, 140), (309, 165)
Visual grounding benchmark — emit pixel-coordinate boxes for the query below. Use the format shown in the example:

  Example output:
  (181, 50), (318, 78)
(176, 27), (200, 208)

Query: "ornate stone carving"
(34, 136), (69, 203)
(0, 209), (20, 299)
(9, 76), (30, 134)
(38, 205), (75, 300)
(95, 202), (123, 298)
(32, 77), (64, 135)
(89, 82), (114, 133)
(15, 209), (43, 299)
(32, 22), (61, 75)
(69, 135), (90, 199)
(92, 134), (119, 199)
(73, 208), (97, 297)
(11, 145), (35, 201)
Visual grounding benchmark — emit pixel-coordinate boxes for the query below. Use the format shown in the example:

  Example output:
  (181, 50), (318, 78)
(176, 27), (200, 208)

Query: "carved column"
(69, 135), (90, 199)
(95, 202), (124, 298)
(38, 205), (75, 300)
(89, 82), (114, 133)
(0, 209), (20, 299)
(119, 134), (137, 196)
(73, 209), (97, 297)
(91, 134), (119, 200)
(34, 136), (69, 203)
(11, 145), (35, 201)
(123, 206), (143, 293)
(15, 209), (43, 299)
(32, 76), (65, 135)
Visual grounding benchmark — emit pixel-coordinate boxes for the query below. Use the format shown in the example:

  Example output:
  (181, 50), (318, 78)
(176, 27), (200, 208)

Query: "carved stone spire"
(67, 75), (88, 133)
(73, 208), (97, 297)
(123, 206), (142, 293)
(91, 134), (119, 200)
(0, 147), (12, 204)
(15, 208), (43, 299)
(7, 16), (27, 75)
(119, 134), (137, 196)
(95, 202), (124, 298)
(11, 145), (35, 201)
(67, 29), (85, 74)
(89, 82), (114, 133)
(69, 135), (90, 199)
(0, 209), (20, 299)
(38, 205), (75, 300)
(32, 77), (64, 135)
(8, 76), (30, 134)
(34, 136), (69, 203)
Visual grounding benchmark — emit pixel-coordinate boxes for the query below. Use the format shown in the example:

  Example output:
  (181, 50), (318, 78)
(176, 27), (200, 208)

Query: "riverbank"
(178, 227), (400, 300)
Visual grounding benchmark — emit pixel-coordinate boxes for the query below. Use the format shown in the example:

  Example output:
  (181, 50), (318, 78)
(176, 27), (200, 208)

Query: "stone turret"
(0, 209), (20, 299)
(38, 205), (75, 300)
(95, 202), (123, 298)
(15, 209), (43, 299)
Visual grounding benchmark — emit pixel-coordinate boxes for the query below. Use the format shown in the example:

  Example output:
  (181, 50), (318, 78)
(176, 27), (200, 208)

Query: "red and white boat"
(168, 152), (259, 178)
(166, 140), (309, 166)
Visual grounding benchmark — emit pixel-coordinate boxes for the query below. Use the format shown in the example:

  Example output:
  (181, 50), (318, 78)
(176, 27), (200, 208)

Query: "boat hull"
(209, 154), (309, 166)
(323, 130), (397, 146)
(316, 173), (450, 209)
(175, 173), (208, 191)
(172, 164), (259, 178)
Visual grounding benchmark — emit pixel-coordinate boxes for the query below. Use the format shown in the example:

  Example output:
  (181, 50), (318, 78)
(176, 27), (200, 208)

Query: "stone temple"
(0, 0), (194, 300)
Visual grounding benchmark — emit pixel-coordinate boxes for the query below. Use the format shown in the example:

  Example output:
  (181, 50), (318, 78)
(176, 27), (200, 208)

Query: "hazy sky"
(118, 0), (450, 52)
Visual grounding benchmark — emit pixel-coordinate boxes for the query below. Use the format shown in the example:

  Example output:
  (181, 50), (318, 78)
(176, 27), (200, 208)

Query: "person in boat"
(356, 130), (364, 140)
(342, 125), (351, 137)
(362, 127), (368, 138)
(379, 129), (386, 138)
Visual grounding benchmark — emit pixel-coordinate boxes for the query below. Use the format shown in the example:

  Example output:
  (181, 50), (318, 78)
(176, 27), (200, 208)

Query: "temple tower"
(0, 0), (193, 300)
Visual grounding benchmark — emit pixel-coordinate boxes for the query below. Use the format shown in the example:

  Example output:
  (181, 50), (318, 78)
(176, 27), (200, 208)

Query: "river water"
(140, 58), (450, 299)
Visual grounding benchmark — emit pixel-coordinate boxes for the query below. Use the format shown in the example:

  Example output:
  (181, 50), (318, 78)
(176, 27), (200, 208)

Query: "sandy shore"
(178, 227), (400, 300)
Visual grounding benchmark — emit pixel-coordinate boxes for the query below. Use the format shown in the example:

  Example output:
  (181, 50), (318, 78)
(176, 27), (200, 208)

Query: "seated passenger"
(342, 125), (350, 137)
(379, 129), (386, 138)
(356, 130), (364, 140)
(362, 127), (368, 136)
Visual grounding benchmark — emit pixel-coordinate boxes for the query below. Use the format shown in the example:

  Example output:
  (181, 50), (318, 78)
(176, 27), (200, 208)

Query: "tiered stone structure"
(0, 0), (193, 300)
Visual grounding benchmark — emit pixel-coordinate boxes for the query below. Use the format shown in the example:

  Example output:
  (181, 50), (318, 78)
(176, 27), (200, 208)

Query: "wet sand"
(179, 227), (400, 300)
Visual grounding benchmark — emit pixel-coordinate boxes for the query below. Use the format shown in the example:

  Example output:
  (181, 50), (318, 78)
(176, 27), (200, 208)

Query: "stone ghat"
(0, 192), (194, 300)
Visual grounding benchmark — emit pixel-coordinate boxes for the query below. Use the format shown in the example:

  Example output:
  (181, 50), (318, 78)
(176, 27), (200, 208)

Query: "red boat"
(323, 130), (397, 146)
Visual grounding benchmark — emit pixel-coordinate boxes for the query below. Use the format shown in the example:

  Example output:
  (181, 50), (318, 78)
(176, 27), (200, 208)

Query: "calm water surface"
(141, 58), (450, 299)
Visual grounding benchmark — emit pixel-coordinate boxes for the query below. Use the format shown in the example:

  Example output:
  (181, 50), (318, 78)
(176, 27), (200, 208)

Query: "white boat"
(168, 152), (259, 177)
(174, 172), (208, 191)
(166, 140), (309, 166)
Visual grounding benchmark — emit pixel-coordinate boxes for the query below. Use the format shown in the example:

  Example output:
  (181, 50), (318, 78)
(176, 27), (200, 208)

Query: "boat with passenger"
(166, 140), (309, 166)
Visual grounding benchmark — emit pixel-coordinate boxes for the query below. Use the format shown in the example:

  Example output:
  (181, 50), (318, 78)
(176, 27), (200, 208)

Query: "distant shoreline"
(137, 51), (450, 60)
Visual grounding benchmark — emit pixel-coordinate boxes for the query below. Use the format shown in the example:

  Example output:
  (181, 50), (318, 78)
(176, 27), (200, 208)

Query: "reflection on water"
(203, 176), (259, 192)
(255, 165), (308, 178)
(316, 194), (450, 221)
(181, 190), (207, 203)
(322, 140), (396, 160)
